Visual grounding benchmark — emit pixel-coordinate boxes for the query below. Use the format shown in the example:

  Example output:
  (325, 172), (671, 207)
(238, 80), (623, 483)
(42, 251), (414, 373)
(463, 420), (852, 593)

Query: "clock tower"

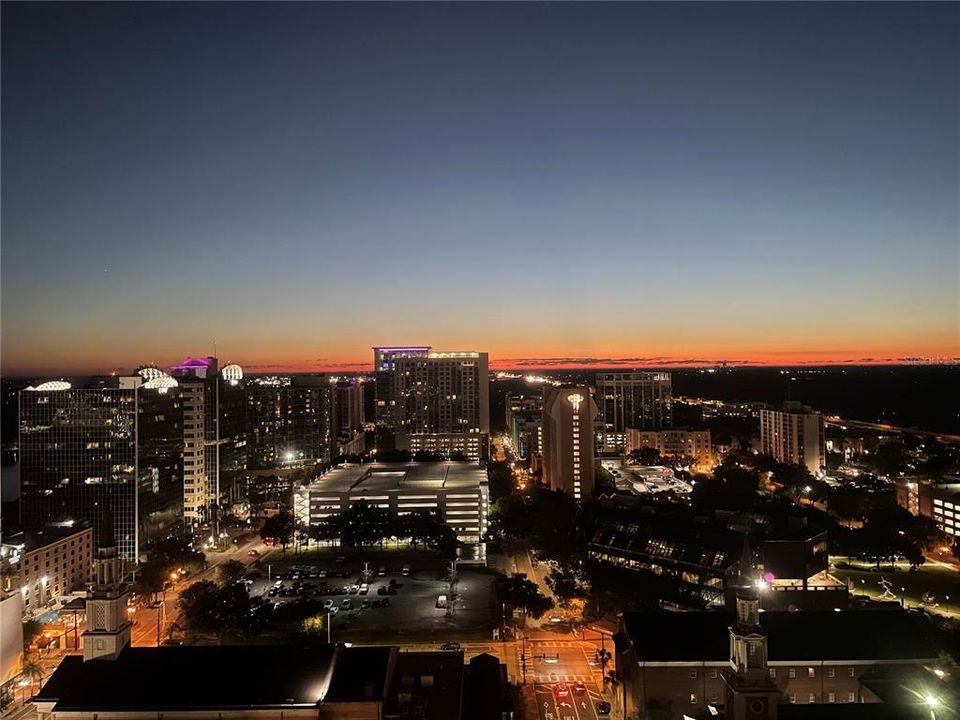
(82, 507), (132, 661)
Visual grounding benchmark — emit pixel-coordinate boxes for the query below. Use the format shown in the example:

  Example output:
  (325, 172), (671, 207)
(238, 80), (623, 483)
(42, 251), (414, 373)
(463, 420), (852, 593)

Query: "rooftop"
(37, 645), (393, 711)
(620, 608), (941, 663)
(304, 461), (487, 494)
(2, 520), (91, 556)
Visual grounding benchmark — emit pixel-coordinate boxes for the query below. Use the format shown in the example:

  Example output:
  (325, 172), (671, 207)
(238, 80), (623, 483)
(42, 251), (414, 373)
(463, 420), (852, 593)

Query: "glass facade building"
(19, 384), (139, 560)
(596, 372), (673, 432)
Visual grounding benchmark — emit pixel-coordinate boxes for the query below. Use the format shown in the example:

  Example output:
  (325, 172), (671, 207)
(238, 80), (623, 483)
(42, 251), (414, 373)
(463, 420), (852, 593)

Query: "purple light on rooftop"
(171, 356), (215, 370)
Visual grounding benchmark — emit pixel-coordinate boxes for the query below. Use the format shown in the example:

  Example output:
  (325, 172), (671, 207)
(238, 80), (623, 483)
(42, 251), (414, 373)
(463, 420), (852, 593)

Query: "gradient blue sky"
(2, 2), (958, 375)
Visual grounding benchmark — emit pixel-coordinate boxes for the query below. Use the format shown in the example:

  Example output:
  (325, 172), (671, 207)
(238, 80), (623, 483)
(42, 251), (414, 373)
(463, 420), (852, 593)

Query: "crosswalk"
(529, 673), (595, 683)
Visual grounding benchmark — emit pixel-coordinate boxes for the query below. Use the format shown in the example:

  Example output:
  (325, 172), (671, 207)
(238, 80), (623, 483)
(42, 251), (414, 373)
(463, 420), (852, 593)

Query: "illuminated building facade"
(897, 479), (960, 538)
(542, 385), (597, 500)
(245, 376), (333, 470)
(372, 346), (490, 459)
(295, 461), (489, 564)
(596, 372), (672, 432)
(169, 358), (248, 523)
(625, 428), (713, 466)
(759, 402), (825, 476)
(1, 519), (93, 616)
(505, 394), (543, 462)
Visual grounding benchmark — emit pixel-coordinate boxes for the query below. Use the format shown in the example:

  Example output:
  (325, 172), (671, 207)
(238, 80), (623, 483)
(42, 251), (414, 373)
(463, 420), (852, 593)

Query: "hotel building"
(1, 519), (93, 616)
(542, 386), (598, 501)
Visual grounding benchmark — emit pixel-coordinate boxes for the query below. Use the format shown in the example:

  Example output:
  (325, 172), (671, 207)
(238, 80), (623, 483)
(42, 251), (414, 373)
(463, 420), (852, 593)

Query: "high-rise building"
(505, 394), (543, 462)
(372, 346), (490, 459)
(246, 375), (333, 470)
(19, 381), (140, 561)
(759, 401), (825, 475)
(542, 385), (598, 500)
(119, 367), (185, 546)
(333, 378), (365, 439)
(596, 372), (672, 432)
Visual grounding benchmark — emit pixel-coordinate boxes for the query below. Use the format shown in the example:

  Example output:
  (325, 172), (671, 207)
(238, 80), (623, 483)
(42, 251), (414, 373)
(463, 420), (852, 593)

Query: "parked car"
(335, 556), (346, 564)
(377, 566), (387, 576)
(440, 641), (461, 651)
(361, 599), (370, 609)
(323, 599), (334, 610)
(341, 598), (351, 609)
(359, 584), (369, 595)
(401, 565), (411, 576)
(330, 606), (339, 615)
(377, 586), (388, 595)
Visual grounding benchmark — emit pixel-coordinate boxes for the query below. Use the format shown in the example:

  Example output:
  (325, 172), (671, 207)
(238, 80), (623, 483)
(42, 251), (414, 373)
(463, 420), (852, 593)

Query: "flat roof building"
(295, 461), (489, 563)
(760, 401), (825, 476)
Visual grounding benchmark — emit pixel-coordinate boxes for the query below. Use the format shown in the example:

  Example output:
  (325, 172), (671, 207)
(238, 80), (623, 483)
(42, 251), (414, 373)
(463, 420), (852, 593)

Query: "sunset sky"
(2, 2), (957, 377)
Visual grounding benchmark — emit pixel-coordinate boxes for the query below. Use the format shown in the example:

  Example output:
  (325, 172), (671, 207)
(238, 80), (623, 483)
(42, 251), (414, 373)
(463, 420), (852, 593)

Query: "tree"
(496, 573), (554, 625)
(215, 559), (246, 587)
(178, 580), (250, 643)
(628, 446), (665, 466)
(20, 657), (44, 693)
(486, 461), (514, 500)
(261, 511), (296, 552)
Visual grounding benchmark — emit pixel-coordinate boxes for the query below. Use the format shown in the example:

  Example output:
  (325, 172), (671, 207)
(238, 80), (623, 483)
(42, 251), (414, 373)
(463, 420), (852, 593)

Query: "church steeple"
(83, 503), (132, 661)
(723, 533), (780, 719)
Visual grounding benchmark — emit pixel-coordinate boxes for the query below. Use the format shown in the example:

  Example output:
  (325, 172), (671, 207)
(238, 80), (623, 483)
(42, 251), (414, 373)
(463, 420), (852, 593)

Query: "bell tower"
(723, 534), (780, 720)
(82, 507), (132, 661)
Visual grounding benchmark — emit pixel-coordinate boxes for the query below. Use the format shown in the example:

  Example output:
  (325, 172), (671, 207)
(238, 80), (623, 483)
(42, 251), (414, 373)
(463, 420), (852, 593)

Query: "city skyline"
(2, 2), (958, 375)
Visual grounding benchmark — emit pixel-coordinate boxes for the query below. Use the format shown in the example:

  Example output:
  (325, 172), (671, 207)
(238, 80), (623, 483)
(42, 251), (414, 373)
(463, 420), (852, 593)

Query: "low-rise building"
(625, 428), (712, 467)
(614, 607), (943, 718)
(1, 520), (93, 616)
(897, 479), (960, 538)
(294, 461), (489, 563)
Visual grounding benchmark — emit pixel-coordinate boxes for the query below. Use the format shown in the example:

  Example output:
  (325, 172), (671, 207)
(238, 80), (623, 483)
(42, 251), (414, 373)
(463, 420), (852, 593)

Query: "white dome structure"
(143, 376), (179, 393)
(138, 366), (168, 380)
(221, 364), (243, 385)
(31, 381), (72, 391)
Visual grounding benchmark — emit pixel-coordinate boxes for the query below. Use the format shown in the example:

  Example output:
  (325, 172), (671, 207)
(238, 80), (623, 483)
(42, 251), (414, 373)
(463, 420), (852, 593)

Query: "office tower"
(169, 357), (247, 524)
(372, 346), (490, 459)
(505, 394), (543, 462)
(20, 381), (139, 561)
(542, 385), (598, 500)
(596, 372), (672, 432)
(245, 376), (333, 470)
(759, 401), (825, 475)
(333, 378), (365, 439)
(120, 367), (184, 546)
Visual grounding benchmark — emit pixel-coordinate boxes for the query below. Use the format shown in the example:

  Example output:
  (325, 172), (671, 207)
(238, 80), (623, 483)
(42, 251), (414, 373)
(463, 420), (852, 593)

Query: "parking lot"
(244, 553), (500, 641)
